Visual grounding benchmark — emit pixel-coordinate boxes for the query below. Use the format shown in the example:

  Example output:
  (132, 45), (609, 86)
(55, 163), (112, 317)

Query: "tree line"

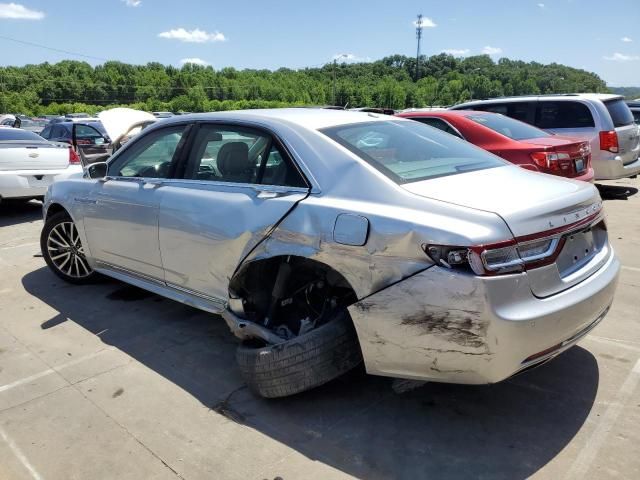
(0, 54), (609, 116)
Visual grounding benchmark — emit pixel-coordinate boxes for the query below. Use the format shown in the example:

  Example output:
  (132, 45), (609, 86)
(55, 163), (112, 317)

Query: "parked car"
(450, 94), (640, 180)
(17, 117), (47, 135)
(0, 128), (82, 203)
(397, 110), (594, 182)
(70, 108), (156, 164)
(0, 114), (17, 127)
(40, 109), (619, 398)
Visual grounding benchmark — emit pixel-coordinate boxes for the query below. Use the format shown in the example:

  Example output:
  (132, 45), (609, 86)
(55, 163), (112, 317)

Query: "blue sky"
(0, 0), (639, 85)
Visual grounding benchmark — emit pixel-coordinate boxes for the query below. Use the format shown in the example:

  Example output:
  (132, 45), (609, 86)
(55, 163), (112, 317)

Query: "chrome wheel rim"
(47, 221), (92, 278)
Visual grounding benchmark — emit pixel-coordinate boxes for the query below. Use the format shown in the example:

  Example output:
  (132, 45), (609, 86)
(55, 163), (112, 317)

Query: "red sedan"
(397, 110), (595, 182)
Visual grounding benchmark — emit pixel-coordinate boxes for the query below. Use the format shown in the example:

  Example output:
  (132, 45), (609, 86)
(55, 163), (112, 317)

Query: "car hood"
(98, 108), (156, 145)
(402, 165), (601, 238)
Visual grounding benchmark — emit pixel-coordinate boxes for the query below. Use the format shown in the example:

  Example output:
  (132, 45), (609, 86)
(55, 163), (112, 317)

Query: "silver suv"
(451, 94), (640, 180)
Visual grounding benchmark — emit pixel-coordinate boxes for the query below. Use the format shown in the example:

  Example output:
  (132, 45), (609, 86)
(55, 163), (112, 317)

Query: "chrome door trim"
(96, 260), (228, 309)
(160, 178), (309, 194)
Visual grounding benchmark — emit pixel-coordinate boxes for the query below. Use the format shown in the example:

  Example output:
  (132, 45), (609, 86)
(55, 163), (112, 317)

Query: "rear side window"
(0, 129), (47, 142)
(632, 110), (640, 124)
(475, 102), (532, 123)
(536, 101), (594, 129)
(604, 99), (634, 127)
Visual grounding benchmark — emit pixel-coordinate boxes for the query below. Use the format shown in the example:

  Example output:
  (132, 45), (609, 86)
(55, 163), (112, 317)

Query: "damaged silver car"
(40, 109), (620, 398)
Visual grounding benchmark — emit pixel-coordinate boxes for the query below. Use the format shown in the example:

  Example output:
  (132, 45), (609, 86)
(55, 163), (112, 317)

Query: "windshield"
(321, 120), (505, 184)
(468, 113), (550, 140)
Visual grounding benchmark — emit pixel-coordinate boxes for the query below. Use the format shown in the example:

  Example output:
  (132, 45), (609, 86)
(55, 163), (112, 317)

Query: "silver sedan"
(40, 109), (619, 397)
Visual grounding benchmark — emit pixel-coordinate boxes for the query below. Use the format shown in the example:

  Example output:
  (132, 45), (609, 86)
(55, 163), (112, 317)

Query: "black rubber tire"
(236, 309), (363, 398)
(40, 211), (98, 284)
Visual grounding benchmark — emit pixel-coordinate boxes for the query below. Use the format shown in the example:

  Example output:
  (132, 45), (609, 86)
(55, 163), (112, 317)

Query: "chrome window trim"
(159, 177), (309, 194)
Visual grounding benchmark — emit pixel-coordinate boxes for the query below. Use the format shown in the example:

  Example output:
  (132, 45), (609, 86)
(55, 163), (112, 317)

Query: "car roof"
(398, 110), (484, 119)
(453, 93), (623, 108)
(154, 108), (396, 131)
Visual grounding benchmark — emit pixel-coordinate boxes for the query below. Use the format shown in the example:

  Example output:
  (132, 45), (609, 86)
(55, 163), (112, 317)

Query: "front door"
(158, 123), (309, 303)
(82, 124), (189, 280)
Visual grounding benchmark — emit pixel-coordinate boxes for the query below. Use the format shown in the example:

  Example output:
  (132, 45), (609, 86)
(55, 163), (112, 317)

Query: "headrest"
(217, 142), (251, 175)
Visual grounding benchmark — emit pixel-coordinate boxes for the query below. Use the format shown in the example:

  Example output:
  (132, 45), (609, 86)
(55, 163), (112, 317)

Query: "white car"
(0, 128), (83, 203)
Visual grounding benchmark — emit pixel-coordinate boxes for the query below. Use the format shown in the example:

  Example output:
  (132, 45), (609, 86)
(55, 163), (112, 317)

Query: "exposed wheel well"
(45, 203), (69, 221)
(229, 256), (358, 340)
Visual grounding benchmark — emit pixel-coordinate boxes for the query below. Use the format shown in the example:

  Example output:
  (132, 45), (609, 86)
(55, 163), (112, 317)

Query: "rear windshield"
(0, 128), (47, 142)
(320, 120), (505, 184)
(468, 113), (550, 140)
(604, 99), (635, 127)
(536, 101), (595, 129)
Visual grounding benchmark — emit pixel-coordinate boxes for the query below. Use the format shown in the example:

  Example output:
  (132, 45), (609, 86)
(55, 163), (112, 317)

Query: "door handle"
(144, 179), (164, 187)
(256, 190), (279, 199)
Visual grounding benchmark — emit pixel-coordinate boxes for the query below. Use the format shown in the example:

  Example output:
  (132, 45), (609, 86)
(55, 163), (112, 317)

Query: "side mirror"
(87, 162), (108, 179)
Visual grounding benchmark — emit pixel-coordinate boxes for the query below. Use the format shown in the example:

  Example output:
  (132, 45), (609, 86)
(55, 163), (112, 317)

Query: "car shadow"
(596, 184), (639, 201)
(22, 268), (599, 480)
(0, 199), (43, 227)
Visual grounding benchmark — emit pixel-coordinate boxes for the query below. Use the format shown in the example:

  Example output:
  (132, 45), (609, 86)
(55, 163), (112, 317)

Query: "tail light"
(69, 147), (81, 165)
(530, 151), (570, 172)
(599, 130), (618, 153)
(423, 209), (603, 276)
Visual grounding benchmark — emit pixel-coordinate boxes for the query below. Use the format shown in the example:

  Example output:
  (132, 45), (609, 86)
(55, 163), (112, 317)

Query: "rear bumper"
(574, 167), (595, 183)
(0, 167), (82, 199)
(348, 249), (619, 384)
(593, 155), (640, 180)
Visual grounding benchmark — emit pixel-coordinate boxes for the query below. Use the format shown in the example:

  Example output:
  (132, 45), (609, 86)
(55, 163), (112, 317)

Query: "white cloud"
(621, 36), (633, 43)
(332, 53), (370, 62)
(603, 52), (639, 62)
(0, 2), (44, 19)
(537, 3), (545, 8)
(412, 17), (437, 28)
(122, 0), (142, 7)
(158, 28), (226, 43)
(441, 48), (470, 56)
(179, 57), (210, 66)
(482, 45), (503, 55)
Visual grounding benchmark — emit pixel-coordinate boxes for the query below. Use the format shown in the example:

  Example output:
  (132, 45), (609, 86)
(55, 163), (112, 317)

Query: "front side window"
(468, 113), (550, 140)
(186, 124), (306, 187)
(536, 101), (595, 129)
(109, 126), (186, 178)
(321, 120), (505, 184)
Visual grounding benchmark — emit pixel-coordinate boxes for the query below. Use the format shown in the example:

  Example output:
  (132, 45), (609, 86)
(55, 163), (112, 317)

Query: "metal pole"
(415, 14), (423, 82)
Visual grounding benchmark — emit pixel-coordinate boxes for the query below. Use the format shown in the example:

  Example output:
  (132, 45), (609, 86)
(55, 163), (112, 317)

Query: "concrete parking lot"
(0, 179), (639, 480)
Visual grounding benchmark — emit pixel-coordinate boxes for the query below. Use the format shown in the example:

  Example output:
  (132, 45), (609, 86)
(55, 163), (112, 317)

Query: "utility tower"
(415, 13), (423, 81)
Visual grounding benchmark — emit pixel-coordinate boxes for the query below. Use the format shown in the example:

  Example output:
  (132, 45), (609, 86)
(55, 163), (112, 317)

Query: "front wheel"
(41, 211), (97, 284)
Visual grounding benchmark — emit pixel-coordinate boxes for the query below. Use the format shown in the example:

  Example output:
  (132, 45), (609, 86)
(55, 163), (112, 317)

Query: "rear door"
(603, 98), (640, 165)
(72, 124), (112, 165)
(158, 123), (309, 304)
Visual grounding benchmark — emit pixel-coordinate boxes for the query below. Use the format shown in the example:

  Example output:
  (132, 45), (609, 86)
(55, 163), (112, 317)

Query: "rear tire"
(236, 309), (363, 398)
(41, 211), (97, 284)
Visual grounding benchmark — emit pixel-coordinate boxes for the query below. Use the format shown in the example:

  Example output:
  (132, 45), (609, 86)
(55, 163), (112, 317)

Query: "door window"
(535, 101), (595, 129)
(412, 117), (464, 138)
(476, 102), (532, 123)
(186, 124), (306, 187)
(109, 126), (186, 179)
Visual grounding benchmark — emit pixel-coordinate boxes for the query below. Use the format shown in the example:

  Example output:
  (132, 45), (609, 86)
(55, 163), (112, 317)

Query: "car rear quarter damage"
(348, 250), (619, 384)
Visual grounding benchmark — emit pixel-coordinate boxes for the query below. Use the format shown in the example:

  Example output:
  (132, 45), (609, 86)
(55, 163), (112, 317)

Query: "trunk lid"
(0, 142), (69, 171)
(403, 165), (600, 238)
(521, 136), (591, 177)
(403, 165), (606, 297)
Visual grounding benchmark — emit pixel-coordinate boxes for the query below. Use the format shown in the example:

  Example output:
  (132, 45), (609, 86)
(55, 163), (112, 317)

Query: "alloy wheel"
(46, 221), (92, 278)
